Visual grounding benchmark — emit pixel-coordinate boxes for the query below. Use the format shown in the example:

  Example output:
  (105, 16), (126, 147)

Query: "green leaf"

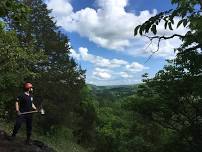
(164, 21), (168, 29)
(140, 25), (145, 35)
(134, 25), (141, 36)
(145, 23), (151, 33)
(177, 20), (183, 28)
(151, 25), (157, 35)
(155, 20), (159, 25)
(171, 18), (174, 24)
(0, 21), (6, 29)
(183, 19), (188, 27)
(168, 22), (173, 30)
(139, 28), (143, 35)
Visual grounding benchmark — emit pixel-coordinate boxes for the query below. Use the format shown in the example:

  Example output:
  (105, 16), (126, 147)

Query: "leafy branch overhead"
(0, 0), (30, 24)
(134, 0), (201, 36)
(128, 1), (202, 152)
(134, 0), (202, 63)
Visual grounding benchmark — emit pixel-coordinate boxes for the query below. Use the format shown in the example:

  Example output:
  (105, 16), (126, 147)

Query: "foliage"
(89, 84), (138, 106)
(73, 86), (98, 146)
(0, 0), (87, 149)
(132, 1), (202, 151)
(0, 0), (45, 119)
(5, 0), (86, 134)
(0, 0), (29, 22)
(95, 105), (128, 152)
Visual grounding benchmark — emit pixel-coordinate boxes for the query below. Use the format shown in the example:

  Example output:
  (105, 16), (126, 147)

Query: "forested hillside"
(0, 0), (201, 152)
(88, 84), (138, 105)
(0, 0), (87, 151)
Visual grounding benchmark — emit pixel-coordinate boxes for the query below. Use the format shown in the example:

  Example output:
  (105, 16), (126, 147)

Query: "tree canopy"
(131, 0), (202, 151)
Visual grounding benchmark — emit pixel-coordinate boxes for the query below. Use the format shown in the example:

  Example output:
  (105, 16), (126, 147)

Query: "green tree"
(73, 86), (97, 147)
(132, 1), (202, 151)
(0, 0), (29, 21)
(9, 0), (86, 134)
(94, 101), (131, 152)
(0, 0), (44, 119)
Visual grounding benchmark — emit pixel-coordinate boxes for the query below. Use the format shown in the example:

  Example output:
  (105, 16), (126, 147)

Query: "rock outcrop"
(0, 130), (56, 152)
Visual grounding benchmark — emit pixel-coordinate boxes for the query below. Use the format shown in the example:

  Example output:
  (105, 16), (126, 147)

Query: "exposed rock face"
(0, 130), (56, 152)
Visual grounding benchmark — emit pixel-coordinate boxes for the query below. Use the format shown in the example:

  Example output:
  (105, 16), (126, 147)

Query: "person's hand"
(33, 108), (38, 112)
(17, 111), (21, 116)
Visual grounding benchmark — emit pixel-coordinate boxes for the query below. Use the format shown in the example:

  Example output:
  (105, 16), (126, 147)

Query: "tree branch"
(143, 34), (186, 63)
(144, 34), (185, 41)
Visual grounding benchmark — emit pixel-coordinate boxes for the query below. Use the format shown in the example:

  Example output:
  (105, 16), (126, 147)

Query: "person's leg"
(12, 115), (23, 137)
(25, 115), (33, 144)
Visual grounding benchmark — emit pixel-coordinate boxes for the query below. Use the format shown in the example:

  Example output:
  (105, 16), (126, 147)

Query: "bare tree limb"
(143, 34), (186, 63)
(143, 34), (185, 41)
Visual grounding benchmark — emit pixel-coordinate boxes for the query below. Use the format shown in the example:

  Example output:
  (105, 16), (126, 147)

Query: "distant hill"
(87, 84), (139, 104)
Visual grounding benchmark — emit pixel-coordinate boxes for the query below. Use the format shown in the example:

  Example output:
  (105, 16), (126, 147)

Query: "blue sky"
(46, 0), (187, 86)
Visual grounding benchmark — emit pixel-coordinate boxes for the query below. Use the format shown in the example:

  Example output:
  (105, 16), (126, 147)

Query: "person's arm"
(15, 101), (21, 115)
(32, 103), (37, 111)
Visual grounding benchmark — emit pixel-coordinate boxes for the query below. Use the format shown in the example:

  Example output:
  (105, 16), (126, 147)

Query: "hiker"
(11, 82), (37, 144)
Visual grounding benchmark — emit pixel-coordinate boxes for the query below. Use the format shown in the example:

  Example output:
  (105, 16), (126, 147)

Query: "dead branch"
(143, 34), (185, 63)
(144, 34), (185, 41)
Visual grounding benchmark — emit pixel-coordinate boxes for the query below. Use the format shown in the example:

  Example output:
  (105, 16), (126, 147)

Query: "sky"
(45, 0), (187, 86)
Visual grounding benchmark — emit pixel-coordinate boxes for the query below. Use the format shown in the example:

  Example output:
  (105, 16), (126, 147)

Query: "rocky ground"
(0, 130), (56, 152)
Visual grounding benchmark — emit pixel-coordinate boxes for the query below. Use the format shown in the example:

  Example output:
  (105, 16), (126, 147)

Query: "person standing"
(11, 82), (37, 144)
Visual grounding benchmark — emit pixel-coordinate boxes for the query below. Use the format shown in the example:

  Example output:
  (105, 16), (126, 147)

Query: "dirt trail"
(0, 130), (56, 152)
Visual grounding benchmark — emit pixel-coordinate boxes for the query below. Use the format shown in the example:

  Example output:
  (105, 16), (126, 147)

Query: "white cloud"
(126, 62), (149, 72)
(47, 0), (188, 58)
(71, 47), (148, 72)
(119, 72), (133, 78)
(45, 0), (189, 85)
(70, 47), (149, 81)
(70, 48), (80, 60)
(77, 47), (128, 68)
(93, 68), (112, 80)
(47, 0), (73, 17)
(97, 0), (128, 15)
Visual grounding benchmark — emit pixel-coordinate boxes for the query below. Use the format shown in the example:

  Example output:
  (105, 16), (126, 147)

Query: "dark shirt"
(16, 93), (33, 113)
